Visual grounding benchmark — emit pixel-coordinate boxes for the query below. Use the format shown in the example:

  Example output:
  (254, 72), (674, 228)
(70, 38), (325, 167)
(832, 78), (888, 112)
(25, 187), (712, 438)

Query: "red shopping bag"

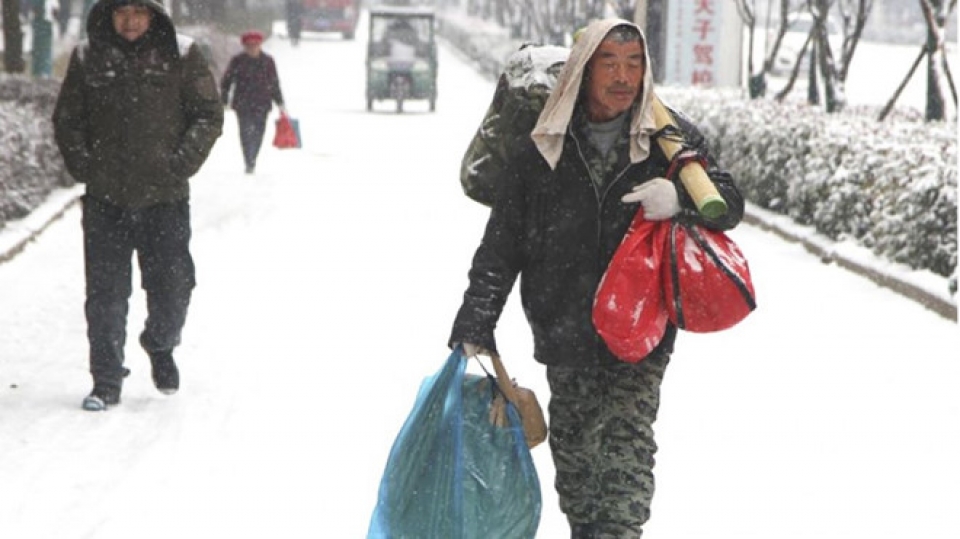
(273, 112), (300, 149)
(593, 210), (757, 363)
(661, 222), (756, 332)
(592, 209), (669, 363)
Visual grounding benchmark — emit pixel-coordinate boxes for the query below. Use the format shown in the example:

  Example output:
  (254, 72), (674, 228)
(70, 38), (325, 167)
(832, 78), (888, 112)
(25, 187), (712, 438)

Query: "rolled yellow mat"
(650, 94), (728, 219)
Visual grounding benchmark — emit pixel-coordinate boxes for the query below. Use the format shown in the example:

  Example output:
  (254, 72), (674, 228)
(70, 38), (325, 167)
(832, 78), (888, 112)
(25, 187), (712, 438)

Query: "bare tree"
(834, 0), (873, 82)
(878, 0), (957, 121)
(810, 0), (845, 112)
(2, 0), (27, 73)
(771, 0), (847, 111)
(774, 25), (814, 100)
(734, 0), (766, 97)
(750, 0), (804, 98)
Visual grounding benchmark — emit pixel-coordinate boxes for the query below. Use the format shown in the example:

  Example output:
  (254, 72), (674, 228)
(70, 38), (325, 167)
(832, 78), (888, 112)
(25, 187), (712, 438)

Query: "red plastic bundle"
(661, 222), (756, 333)
(592, 210), (669, 363)
(593, 210), (756, 363)
(273, 113), (300, 149)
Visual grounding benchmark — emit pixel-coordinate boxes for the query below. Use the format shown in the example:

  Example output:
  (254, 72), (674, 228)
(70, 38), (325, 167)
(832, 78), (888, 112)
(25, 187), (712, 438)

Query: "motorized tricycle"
(365, 6), (437, 112)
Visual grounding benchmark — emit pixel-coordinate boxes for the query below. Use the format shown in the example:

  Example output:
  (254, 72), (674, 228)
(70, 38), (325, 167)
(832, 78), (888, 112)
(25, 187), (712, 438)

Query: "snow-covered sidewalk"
(1, 18), (958, 539)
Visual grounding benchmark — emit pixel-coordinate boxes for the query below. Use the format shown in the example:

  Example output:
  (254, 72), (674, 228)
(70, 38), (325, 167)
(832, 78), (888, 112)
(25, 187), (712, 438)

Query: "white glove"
(621, 178), (681, 220)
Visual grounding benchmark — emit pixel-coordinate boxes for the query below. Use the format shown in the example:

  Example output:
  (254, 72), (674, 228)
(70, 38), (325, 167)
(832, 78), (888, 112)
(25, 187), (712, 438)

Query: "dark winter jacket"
(449, 19), (743, 367)
(52, 0), (223, 209)
(450, 111), (743, 367)
(220, 52), (284, 116)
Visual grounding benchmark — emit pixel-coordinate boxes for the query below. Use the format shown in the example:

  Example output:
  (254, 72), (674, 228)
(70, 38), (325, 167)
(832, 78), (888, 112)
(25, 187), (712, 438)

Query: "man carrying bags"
(450, 18), (744, 537)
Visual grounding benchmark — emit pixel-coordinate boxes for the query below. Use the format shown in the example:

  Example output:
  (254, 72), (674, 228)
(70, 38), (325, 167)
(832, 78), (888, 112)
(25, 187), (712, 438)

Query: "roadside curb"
(0, 185), (82, 265)
(743, 204), (957, 321)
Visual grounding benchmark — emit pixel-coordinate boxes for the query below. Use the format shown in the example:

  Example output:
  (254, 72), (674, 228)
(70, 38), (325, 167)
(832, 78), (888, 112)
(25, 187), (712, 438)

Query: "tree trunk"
(821, 45), (846, 112)
(925, 37), (947, 120)
(920, 0), (949, 120)
(761, 0), (793, 74)
(774, 27), (814, 101)
(2, 0), (27, 73)
(735, 0), (766, 97)
(835, 0), (873, 82)
(813, 0), (846, 113)
(807, 44), (820, 105)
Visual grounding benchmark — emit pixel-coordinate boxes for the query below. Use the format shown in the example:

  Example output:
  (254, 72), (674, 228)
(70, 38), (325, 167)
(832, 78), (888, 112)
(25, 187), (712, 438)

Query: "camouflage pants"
(546, 352), (671, 539)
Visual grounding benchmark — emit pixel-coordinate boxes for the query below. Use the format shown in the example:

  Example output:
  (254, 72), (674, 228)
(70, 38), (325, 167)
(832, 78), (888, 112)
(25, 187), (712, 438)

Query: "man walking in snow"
(52, 0), (223, 411)
(450, 18), (744, 536)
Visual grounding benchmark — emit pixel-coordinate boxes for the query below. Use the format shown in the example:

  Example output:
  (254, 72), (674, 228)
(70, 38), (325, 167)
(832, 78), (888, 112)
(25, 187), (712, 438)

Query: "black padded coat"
(52, 0), (223, 209)
(449, 111), (744, 367)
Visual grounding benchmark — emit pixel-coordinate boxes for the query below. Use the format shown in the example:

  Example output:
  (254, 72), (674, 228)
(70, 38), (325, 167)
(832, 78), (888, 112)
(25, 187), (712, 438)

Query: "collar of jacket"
(567, 109), (639, 207)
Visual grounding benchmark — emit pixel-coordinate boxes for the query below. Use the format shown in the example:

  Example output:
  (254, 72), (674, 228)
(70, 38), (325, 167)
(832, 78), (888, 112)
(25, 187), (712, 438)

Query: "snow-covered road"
(1, 15), (958, 539)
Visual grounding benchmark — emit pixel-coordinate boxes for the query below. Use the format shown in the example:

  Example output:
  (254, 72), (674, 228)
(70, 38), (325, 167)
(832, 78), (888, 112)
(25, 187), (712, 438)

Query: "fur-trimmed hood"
(531, 18), (657, 169)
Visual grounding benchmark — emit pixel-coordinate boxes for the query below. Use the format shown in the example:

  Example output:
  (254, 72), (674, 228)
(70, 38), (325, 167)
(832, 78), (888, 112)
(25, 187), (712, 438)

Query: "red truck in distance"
(288, 0), (361, 41)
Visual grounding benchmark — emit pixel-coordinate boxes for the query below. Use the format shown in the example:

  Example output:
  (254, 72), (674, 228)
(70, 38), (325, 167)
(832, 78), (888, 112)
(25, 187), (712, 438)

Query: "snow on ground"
(0, 14), (958, 539)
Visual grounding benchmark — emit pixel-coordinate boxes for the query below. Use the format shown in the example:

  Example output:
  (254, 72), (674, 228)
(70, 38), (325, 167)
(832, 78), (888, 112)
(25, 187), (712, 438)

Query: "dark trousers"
(237, 110), (269, 169)
(81, 196), (196, 390)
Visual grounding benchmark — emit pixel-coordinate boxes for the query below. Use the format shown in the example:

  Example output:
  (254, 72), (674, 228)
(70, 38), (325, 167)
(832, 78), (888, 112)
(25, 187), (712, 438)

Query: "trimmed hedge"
(660, 89), (957, 280)
(0, 75), (69, 227)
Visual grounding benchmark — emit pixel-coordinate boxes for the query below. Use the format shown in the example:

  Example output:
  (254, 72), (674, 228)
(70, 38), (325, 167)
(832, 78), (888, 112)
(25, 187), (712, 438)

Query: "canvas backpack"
(459, 44), (570, 206)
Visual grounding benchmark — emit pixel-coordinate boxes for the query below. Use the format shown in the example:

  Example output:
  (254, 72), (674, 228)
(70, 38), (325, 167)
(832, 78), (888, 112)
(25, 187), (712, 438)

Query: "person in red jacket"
(220, 30), (285, 174)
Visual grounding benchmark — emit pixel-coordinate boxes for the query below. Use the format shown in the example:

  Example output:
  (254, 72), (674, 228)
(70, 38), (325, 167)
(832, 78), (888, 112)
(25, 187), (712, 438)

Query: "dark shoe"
(244, 165), (255, 174)
(82, 385), (121, 411)
(149, 351), (180, 395)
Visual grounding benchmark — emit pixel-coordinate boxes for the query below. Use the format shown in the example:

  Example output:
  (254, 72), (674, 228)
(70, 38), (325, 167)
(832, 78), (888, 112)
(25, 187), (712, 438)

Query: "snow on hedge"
(0, 75), (69, 227)
(660, 88), (957, 281)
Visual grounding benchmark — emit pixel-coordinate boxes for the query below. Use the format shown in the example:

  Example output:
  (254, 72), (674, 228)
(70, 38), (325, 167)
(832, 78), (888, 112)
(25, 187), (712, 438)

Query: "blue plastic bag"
(290, 117), (302, 148)
(367, 348), (542, 539)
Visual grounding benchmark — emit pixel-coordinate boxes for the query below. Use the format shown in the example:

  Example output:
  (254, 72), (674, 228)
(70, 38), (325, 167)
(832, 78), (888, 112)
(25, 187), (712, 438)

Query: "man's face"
(584, 37), (645, 122)
(112, 4), (152, 42)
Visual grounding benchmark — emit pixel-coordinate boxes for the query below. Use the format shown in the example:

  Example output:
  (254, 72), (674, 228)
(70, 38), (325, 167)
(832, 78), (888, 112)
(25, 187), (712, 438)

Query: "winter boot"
(81, 389), (120, 411)
(81, 370), (128, 411)
(149, 351), (179, 395)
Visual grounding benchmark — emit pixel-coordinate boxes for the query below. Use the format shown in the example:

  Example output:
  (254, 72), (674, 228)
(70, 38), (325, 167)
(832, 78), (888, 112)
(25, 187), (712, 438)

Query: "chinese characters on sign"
(664, 0), (741, 88)
(691, 0), (716, 85)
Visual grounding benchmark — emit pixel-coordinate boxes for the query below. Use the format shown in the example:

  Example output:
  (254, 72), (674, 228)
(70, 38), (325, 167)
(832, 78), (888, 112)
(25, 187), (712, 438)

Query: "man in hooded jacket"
(53, 0), (223, 411)
(450, 19), (744, 537)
